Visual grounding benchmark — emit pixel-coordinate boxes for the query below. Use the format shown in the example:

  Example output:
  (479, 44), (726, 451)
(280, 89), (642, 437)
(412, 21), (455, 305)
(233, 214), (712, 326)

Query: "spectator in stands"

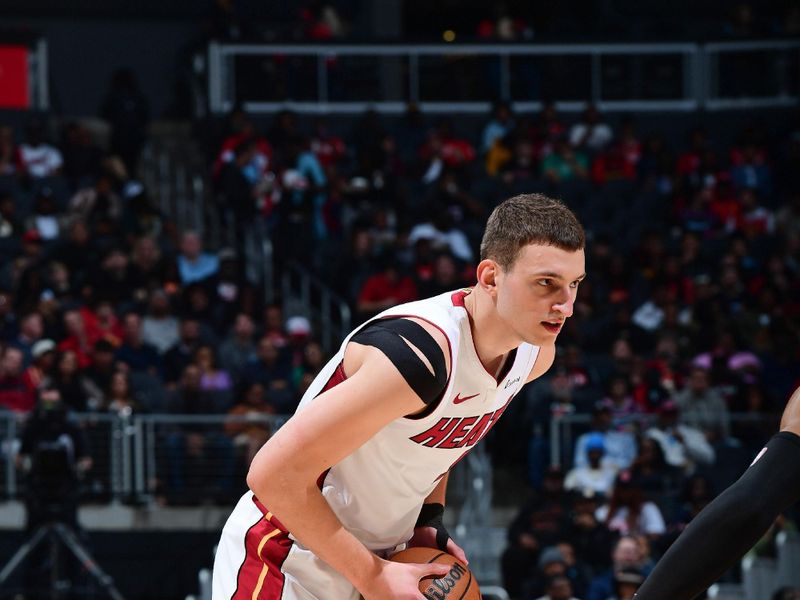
(355, 255), (418, 321)
(629, 436), (677, 494)
(0, 346), (35, 413)
(407, 206), (474, 263)
(591, 116), (641, 185)
(534, 574), (580, 600)
(291, 340), (326, 392)
(129, 236), (173, 299)
(84, 339), (117, 396)
(611, 568), (644, 600)
(91, 247), (137, 306)
(225, 381), (275, 465)
(163, 317), (202, 385)
(115, 312), (161, 376)
(22, 338), (56, 394)
(86, 301), (120, 350)
(11, 312), (44, 367)
(645, 400), (715, 474)
(599, 376), (642, 430)
(194, 344), (233, 397)
(482, 101), (514, 154)
(773, 588), (800, 600)
(673, 366), (731, 442)
(69, 172), (122, 228)
(586, 536), (652, 600)
(596, 470), (666, 539)
(564, 490), (616, 575)
(60, 122), (103, 188)
(213, 109), (272, 180)
(574, 404), (638, 472)
(533, 100), (566, 157)
(141, 290), (179, 354)
(569, 105), (613, 154)
(219, 313), (257, 385)
(731, 140), (773, 198)
(164, 364), (234, 502)
(26, 188), (63, 243)
(177, 231), (219, 286)
(0, 125), (21, 175)
(100, 68), (149, 174)
(564, 432), (617, 498)
(44, 349), (102, 412)
(105, 370), (138, 414)
(416, 252), (468, 298)
(542, 136), (589, 184)
(0, 192), (21, 240)
(502, 467), (570, 595)
(524, 544), (572, 599)
(242, 336), (292, 400)
(18, 119), (63, 179)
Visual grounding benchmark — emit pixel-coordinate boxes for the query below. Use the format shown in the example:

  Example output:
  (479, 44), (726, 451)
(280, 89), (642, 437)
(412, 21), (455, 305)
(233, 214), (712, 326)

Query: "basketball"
(391, 547), (481, 599)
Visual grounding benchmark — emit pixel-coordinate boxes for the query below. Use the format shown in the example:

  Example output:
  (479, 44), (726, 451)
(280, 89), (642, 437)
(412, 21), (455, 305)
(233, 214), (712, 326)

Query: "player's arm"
(247, 318), (452, 600)
(409, 472), (469, 564)
(635, 385), (800, 599)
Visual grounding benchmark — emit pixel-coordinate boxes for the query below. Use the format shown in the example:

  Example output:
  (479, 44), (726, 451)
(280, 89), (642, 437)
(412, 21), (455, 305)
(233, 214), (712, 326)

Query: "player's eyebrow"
(532, 271), (587, 281)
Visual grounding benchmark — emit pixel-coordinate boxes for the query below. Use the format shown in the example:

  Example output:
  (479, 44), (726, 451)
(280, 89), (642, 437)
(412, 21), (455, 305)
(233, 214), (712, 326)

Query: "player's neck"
(464, 287), (520, 373)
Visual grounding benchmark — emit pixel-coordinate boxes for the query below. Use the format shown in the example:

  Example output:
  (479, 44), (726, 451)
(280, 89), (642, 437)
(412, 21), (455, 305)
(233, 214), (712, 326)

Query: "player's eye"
(538, 279), (552, 287)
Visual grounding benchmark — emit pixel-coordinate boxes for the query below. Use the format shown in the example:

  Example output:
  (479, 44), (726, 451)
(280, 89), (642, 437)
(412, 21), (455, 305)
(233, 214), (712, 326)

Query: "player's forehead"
(510, 242), (586, 279)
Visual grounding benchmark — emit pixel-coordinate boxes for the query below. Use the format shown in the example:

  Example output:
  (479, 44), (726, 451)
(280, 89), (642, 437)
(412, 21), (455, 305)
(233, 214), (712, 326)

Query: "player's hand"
(360, 559), (452, 600)
(408, 525), (469, 565)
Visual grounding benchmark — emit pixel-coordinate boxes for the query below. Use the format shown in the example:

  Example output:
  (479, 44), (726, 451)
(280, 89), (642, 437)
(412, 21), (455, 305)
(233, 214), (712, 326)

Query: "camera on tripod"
(27, 439), (80, 521)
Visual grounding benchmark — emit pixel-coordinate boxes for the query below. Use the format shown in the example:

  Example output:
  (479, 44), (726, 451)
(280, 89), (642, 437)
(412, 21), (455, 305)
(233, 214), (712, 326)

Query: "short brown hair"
(480, 193), (585, 270)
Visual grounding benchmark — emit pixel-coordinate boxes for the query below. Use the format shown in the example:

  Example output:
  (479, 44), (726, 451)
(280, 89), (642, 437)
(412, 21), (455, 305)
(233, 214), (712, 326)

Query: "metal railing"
(281, 261), (352, 354)
(207, 39), (800, 114)
(548, 411), (778, 468)
(140, 138), (221, 248)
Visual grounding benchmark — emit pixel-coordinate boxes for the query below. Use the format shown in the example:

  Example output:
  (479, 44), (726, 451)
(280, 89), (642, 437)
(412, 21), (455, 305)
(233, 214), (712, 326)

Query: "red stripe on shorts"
(232, 500), (293, 599)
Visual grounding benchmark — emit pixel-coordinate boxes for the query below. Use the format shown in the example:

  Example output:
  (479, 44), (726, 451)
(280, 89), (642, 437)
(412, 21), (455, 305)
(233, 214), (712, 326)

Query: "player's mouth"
(541, 321), (563, 334)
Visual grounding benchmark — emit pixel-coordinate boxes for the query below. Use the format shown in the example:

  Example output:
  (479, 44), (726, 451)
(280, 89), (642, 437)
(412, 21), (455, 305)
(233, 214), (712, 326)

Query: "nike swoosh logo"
(453, 393), (480, 404)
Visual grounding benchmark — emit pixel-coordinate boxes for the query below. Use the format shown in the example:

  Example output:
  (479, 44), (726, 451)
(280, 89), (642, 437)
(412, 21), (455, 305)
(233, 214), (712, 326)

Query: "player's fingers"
(446, 539), (469, 565)
(415, 562), (451, 579)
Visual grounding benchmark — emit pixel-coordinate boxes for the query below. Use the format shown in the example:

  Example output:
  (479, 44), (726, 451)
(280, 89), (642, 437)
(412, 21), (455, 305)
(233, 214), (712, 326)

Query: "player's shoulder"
(345, 315), (451, 375)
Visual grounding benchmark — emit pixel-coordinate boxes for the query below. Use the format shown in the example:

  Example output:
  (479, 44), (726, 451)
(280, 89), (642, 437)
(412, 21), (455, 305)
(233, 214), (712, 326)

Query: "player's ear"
(476, 259), (499, 296)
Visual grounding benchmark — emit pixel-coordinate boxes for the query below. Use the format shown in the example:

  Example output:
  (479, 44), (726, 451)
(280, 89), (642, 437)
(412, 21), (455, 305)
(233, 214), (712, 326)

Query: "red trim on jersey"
(451, 289), (469, 307)
(232, 499), (293, 599)
(313, 362), (348, 489)
(320, 362), (347, 394)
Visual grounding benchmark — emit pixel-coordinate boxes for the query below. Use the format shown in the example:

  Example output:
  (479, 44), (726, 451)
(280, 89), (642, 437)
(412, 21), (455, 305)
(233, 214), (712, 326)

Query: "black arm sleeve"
(350, 318), (447, 404)
(635, 432), (800, 600)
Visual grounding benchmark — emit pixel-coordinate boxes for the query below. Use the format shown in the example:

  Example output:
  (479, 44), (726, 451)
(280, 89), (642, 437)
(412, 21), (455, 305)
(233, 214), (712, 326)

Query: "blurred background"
(0, 1), (799, 599)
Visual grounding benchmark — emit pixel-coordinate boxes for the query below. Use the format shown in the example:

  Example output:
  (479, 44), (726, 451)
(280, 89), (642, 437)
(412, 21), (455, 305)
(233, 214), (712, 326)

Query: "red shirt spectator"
(0, 347), (35, 413)
(357, 266), (418, 319)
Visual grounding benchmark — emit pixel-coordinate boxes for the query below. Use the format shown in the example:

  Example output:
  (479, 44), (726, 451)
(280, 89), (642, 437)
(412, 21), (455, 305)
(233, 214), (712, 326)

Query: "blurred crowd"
(1, 63), (800, 592)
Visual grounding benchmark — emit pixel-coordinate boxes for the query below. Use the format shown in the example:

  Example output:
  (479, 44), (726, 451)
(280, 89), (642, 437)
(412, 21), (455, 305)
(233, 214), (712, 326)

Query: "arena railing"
(547, 411), (780, 468)
(281, 260), (352, 355)
(206, 40), (799, 114)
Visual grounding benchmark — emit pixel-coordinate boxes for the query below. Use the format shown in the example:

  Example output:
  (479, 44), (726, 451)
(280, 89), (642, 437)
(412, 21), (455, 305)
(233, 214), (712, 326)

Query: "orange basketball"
(391, 547), (481, 599)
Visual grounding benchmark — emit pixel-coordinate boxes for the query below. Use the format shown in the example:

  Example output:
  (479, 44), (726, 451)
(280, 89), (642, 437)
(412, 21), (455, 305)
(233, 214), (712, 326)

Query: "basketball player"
(635, 385), (800, 599)
(212, 194), (586, 599)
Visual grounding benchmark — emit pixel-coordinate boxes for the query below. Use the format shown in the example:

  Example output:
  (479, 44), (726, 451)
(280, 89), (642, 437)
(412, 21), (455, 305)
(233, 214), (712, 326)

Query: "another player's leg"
(635, 385), (800, 600)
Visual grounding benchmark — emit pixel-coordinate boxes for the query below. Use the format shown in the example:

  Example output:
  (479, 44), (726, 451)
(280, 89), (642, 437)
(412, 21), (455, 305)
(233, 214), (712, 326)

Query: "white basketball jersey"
(295, 289), (541, 552)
